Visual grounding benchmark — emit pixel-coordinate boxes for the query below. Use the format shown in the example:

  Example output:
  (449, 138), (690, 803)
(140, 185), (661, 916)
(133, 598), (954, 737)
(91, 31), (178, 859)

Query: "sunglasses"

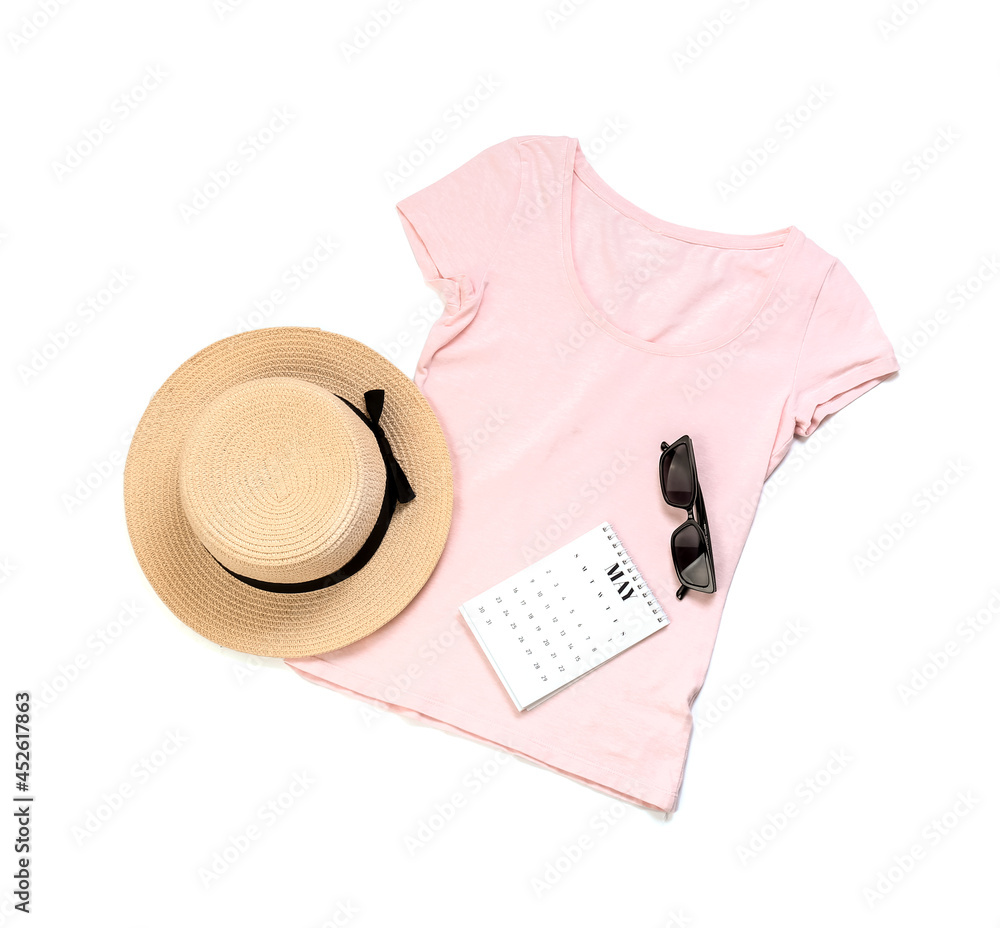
(659, 435), (717, 600)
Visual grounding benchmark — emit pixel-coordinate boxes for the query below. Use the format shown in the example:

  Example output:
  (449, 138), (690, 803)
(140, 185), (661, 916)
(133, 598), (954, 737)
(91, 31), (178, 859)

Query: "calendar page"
(459, 522), (669, 711)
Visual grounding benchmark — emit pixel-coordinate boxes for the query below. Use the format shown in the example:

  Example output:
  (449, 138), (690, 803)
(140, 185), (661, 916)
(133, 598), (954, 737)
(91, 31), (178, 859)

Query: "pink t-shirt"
(286, 135), (899, 812)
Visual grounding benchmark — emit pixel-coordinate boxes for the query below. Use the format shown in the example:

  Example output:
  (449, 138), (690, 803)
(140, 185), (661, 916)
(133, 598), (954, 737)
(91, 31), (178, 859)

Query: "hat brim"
(124, 327), (453, 658)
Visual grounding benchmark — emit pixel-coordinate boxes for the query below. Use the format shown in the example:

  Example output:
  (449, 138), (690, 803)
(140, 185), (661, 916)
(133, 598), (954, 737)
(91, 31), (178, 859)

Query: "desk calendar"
(459, 522), (669, 711)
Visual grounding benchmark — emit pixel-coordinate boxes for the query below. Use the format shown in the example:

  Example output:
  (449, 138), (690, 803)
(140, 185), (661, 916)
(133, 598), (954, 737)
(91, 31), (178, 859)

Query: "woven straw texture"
(124, 328), (453, 658)
(178, 377), (385, 584)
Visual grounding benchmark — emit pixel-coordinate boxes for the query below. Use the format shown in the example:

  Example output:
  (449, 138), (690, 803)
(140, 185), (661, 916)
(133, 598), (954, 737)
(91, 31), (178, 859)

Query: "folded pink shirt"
(286, 135), (899, 812)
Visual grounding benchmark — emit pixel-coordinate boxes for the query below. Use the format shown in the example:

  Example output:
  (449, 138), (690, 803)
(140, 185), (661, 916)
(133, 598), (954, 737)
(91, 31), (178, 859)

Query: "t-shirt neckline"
(559, 136), (801, 357)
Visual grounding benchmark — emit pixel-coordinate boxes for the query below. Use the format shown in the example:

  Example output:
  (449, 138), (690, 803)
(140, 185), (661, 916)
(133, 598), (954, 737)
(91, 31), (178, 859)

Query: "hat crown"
(178, 377), (384, 584)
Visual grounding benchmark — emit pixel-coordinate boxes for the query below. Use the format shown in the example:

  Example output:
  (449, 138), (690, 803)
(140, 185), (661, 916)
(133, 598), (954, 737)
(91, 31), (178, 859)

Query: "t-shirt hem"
(285, 656), (679, 814)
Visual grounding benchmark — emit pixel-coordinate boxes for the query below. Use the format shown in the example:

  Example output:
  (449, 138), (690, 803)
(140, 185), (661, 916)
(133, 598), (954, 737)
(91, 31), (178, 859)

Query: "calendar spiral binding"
(600, 522), (668, 623)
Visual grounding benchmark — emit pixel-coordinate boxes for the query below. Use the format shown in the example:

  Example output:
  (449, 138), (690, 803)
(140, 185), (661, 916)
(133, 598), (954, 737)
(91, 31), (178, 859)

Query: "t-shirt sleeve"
(790, 259), (899, 438)
(769, 258), (899, 475)
(395, 137), (522, 288)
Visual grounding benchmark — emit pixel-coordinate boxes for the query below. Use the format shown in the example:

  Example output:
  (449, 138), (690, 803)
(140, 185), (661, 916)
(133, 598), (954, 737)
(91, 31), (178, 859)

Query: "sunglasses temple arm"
(675, 584), (687, 600)
(694, 482), (712, 551)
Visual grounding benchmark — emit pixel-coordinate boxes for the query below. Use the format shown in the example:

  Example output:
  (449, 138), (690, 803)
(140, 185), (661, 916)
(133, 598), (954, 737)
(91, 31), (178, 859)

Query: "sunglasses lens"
(674, 523), (710, 588)
(662, 442), (695, 507)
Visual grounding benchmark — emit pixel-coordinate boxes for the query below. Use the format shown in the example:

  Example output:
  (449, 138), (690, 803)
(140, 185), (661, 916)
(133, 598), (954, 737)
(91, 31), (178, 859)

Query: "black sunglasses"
(659, 435), (717, 600)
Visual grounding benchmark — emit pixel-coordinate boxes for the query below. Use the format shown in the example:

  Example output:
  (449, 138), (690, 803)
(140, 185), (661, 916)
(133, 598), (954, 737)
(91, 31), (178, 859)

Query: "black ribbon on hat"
(212, 389), (415, 594)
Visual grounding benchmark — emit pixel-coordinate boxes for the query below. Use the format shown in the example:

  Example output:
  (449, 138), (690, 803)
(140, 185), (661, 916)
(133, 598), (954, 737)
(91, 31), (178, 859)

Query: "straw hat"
(124, 327), (453, 658)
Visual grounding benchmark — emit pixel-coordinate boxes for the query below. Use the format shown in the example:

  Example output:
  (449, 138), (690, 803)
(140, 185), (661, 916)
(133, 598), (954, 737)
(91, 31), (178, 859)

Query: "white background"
(2, 0), (998, 925)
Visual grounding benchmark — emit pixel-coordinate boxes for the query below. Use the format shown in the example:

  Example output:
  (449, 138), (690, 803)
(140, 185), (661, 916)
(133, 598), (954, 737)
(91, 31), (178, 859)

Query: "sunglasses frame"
(659, 435), (717, 600)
